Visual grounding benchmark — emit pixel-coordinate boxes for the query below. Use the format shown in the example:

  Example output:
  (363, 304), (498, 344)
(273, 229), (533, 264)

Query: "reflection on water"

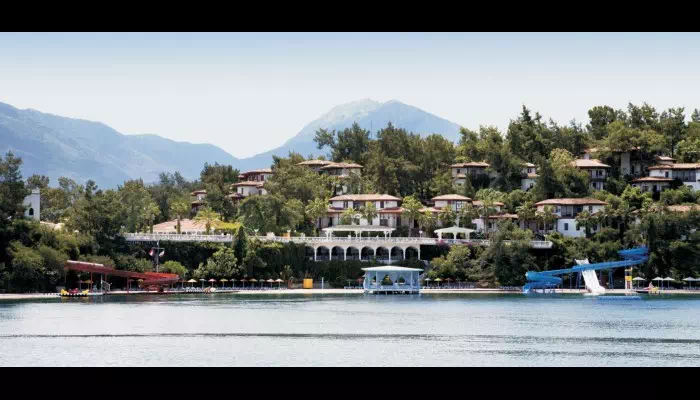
(1, 293), (700, 366)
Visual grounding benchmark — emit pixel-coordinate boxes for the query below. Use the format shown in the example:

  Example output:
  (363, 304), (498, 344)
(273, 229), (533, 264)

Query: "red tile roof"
(535, 198), (607, 206)
(152, 219), (207, 234)
(320, 162), (363, 170)
(631, 177), (674, 183)
(297, 160), (332, 166)
(232, 181), (265, 187)
(450, 162), (490, 168)
(472, 200), (505, 207)
(329, 194), (400, 201)
(432, 194), (472, 201)
(648, 163), (700, 170)
(572, 159), (612, 168)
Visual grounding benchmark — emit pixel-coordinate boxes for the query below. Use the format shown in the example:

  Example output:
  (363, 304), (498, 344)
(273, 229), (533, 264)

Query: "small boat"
(60, 289), (89, 297)
(635, 288), (660, 295)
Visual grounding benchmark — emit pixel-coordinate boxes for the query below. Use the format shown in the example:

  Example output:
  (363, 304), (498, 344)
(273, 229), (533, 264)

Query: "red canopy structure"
(64, 260), (179, 288)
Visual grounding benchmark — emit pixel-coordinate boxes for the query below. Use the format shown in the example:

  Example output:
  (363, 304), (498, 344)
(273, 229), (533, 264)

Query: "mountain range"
(0, 99), (462, 188)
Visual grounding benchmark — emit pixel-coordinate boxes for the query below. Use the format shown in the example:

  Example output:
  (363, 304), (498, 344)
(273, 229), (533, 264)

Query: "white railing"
(122, 233), (552, 249)
(123, 233), (233, 242)
(255, 236), (436, 245)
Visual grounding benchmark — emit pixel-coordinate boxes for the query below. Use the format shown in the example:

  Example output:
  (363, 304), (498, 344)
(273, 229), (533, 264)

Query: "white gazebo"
(434, 226), (475, 241)
(362, 266), (423, 294)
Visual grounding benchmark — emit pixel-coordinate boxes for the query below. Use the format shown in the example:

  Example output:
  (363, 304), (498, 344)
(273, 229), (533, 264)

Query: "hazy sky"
(1, 32), (699, 158)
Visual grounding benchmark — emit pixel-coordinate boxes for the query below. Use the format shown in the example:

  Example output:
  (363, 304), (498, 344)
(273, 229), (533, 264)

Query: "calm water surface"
(1, 293), (700, 366)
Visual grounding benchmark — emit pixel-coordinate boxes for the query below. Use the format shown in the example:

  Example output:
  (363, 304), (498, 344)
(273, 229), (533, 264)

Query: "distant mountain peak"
(238, 98), (463, 170)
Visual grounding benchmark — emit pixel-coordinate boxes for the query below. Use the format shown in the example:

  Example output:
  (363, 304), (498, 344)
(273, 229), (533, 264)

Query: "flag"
(159, 250), (165, 257)
(149, 249), (154, 256)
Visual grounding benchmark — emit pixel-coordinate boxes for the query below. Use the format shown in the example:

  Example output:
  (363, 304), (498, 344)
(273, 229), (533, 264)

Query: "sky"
(1, 32), (700, 158)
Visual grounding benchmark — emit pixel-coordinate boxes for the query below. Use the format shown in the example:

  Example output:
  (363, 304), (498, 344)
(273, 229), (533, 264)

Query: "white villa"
(190, 189), (207, 212)
(583, 147), (646, 177)
(322, 194), (404, 228)
(572, 158), (611, 191)
(534, 198), (607, 238)
(24, 188), (40, 221)
(521, 162), (538, 191)
(645, 162), (700, 191)
(230, 168), (273, 202)
(231, 180), (267, 197)
(421, 194), (505, 231)
(450, 162), (490, 185)
(238, 168), (274, 182)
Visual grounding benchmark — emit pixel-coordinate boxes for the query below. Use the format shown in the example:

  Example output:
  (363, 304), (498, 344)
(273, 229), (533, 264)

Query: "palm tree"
(478, 199), (498, 239)
(194, 207), (221, 235)
(575, 210), (597, 238)
(360, 201), (378, 225)
(142, 202), (160, 234)
(458, 204), (479, 229)
(418, 212), (437, 237)
(401, 195), (423, 236)
(170, 199), (190, 234)
(340, 207), (358, 225)
(305, 197), (328, 235)
(537, 205), (557, 236)
(439, 206), (456, 228)
(516, 201), (537, 233)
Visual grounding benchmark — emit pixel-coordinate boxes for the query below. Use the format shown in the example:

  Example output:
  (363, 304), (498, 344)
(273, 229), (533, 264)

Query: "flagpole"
(156, 240), (160, 273)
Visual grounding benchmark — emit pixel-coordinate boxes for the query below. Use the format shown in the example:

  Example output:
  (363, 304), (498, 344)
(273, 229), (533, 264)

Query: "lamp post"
(419, 230), (423, 238)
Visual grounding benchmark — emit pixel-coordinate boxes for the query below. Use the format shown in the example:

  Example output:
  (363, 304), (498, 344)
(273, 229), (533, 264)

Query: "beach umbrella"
(248, 278), (258, 288)
(632, 276), (645, 289)
(208, 278), (216, 287)
(220, 278), (228, 288)
(240, 278), (248, 288)
(664, 277), (675, 289)
(199, 278), (206, 288)
(275, 278), (283, 289)
(434, 278), (442, 287)
(652, 276), (664, 289)
(682, 277), (695, 289)
(187, 278), (197, 288)
(266, 278), (274, 288)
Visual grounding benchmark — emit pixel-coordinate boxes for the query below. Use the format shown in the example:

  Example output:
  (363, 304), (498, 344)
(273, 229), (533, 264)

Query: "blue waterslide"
(522, 247), (648, 293)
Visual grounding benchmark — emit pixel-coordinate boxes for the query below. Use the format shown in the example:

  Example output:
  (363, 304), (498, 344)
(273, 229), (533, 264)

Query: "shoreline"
(2, 288), (700, 300)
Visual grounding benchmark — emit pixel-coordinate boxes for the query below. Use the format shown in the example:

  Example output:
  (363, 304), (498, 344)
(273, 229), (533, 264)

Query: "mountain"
(0, 101), (240, 188)
(233, 99), (462, 170)
(0, 98), (462, 187)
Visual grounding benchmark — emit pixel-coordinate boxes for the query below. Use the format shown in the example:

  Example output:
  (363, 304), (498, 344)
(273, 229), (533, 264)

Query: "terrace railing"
(122, 233), (552, 249)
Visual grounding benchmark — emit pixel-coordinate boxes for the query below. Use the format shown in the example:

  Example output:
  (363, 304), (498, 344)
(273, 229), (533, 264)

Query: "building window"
(28, 208), (34, 216)
(343, 201), (348, 209)
(380, 201), (384, 209)
(564, 223), (569, 231)
(576, 224), (580, 231)
(457, 169), (461, 173)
